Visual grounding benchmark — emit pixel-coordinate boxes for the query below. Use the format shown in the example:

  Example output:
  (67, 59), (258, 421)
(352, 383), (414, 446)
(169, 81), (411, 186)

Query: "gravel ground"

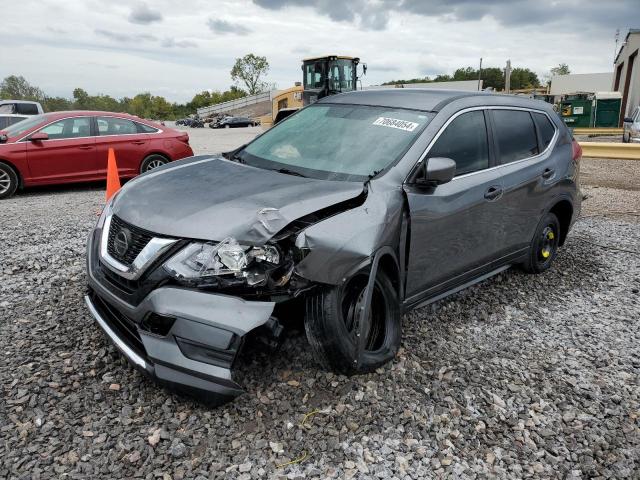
(1, 135), (639, 479)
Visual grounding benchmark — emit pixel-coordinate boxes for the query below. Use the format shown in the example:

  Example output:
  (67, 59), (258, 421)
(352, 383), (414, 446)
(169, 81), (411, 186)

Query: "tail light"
(571, 138), (582, 162)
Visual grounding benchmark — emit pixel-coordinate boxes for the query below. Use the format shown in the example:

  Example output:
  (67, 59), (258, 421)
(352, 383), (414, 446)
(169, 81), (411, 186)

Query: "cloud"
(207, 18), (251, 35)
(161, 38), (198, 48)
(95, 29), (157, 43)
(253, 0), (634, 32)
(253, 0), (391, 30)
(129, 3), (163, 25)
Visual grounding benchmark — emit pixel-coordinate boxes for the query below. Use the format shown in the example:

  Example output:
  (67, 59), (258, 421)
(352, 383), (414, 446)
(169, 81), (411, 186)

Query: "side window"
(97, 117), (138, 136)
(16, 103), (39, 115)
(40, 117), (91, 139)
(492, 110), (539, 164)
(532, 112), (556, 151)
(428, 110), (489, 176)
(136, 122), (159, 133)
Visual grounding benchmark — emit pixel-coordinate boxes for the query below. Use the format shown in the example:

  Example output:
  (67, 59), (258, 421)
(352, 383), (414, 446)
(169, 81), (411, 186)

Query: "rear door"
(488, 108), (558, 253)
(94, 116), (148, 177)
(403, 109), (507, 301)
(26, 116), (97, 183)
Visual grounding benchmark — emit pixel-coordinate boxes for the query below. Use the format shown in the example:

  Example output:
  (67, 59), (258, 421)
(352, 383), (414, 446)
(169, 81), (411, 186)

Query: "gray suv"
(85, 89), (582, 404)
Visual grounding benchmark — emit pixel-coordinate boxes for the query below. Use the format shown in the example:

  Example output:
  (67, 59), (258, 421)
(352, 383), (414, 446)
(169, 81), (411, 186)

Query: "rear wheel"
(304, 268), (401, 375)
(0, 163), (19, 199)
(522, 212), (561, 273)
(140, 154), (168, 174)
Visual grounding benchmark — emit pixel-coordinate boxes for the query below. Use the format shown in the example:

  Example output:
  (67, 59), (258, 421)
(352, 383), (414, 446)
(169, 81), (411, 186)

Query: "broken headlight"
(163, 237), (280, 283)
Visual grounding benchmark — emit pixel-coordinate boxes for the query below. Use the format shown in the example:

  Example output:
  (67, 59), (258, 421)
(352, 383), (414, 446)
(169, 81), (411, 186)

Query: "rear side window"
(532, 113), (555, 151)
(492, 110), (539, 164)
(39, 117), (91, 139)
(428, 110), (489, 176)
(16, 103), (39, 115)
(97, 117), (138, 136)
(0, 116), (26, 129)
(136, 122), (159, 133)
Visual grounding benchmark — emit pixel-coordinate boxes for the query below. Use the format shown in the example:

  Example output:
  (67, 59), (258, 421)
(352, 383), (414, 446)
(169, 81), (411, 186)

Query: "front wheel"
(304, 268), (401, 375)
(140, 154), (169, 174)
(522, 212), (561, 273)
(0, 162), (19, 199)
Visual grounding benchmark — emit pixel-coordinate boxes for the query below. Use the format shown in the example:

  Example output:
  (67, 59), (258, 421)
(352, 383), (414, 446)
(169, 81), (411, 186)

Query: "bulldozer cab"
(302, 55), (362, 106)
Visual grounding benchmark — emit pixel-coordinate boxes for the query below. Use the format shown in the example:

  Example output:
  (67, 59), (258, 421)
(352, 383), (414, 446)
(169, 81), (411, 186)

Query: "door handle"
(131, 140), (145, 145)
(484, 185), (503, 201)
(78, 145), (93, 150)
(542, 168), (555, 179)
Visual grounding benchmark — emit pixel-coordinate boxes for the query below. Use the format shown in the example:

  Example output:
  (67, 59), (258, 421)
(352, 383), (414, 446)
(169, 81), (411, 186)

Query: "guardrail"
(197, 91), (273, 117)
(579, 142), (640, 160)
(573, 127), (623, 135)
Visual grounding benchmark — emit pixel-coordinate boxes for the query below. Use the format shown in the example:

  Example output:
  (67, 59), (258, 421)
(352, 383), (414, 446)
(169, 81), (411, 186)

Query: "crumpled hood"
(112, 156), (364, 243)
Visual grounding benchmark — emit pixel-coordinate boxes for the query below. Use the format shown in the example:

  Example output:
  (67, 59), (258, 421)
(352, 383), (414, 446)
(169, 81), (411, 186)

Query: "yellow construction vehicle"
(261, 55), (365, 127)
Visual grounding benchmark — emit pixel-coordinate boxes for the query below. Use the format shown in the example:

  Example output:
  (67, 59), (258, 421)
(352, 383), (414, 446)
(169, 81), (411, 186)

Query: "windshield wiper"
(273, 168), (307, 178)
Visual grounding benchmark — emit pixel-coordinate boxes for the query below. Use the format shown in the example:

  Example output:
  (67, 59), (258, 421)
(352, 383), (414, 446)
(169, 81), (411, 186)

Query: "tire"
(522, 212), (561, 274)
(622, 132), (631, 143)
(0, 162), (19, 199)
(304, 268), (401, 375)
(140, 154), (169, 174)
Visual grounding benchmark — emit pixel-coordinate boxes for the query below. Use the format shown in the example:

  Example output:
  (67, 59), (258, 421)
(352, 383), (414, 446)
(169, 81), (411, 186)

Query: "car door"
(403, 109), (507, 301)
(488, 108), (557, 254)
(26, 116), (97, 183)
(94, 116), (147, 177)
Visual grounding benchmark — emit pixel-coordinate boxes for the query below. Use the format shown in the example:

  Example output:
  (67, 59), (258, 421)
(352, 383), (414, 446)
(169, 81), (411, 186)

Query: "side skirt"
(403, 264), (512, 313)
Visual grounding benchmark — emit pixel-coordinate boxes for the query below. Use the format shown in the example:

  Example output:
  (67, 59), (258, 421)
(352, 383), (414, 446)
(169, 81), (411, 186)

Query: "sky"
(1, 0), (634, 103)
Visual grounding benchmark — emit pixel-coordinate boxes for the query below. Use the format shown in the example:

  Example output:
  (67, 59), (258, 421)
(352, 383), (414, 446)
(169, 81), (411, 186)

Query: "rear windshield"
(1, 114), (46, 137)
(241, 104), (433, 181)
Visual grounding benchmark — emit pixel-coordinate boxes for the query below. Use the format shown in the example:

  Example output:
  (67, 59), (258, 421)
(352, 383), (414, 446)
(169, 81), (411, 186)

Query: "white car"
(0, 100), (44, 116)
(622, 106), (640, 143)
(0, 114), (28, 130)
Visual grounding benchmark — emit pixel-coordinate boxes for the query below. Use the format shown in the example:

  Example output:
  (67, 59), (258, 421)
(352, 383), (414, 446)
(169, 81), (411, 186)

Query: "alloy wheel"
(146, 159), (166, 171)
(0, 170), (11, 195)
(341, 275), (388, 352)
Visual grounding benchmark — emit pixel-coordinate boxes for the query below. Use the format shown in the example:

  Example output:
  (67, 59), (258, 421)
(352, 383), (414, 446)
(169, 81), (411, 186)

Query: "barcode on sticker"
(372, 117), (419, 132)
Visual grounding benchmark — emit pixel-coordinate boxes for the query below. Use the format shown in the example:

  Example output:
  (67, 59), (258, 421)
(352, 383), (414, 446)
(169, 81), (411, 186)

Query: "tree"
(550, 63), (571, 76)
(230, 54), (270, 95)
(0, 75), (45, 100)
(510, 68), (541, 89)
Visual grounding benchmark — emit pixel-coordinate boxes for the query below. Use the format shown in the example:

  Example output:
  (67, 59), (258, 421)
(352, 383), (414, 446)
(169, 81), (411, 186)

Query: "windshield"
(328, 59), (355, 91)
(240, 104), (433, 181)
(2, 114), (46, 137)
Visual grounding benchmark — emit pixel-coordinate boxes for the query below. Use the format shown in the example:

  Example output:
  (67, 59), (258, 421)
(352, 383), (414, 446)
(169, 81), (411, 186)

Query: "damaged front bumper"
(85, 229), (276, 404)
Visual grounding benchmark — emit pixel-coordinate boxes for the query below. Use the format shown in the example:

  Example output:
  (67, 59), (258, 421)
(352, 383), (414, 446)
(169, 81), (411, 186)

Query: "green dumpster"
(594, 97), (622, 128)
(560, 97), (593, 128)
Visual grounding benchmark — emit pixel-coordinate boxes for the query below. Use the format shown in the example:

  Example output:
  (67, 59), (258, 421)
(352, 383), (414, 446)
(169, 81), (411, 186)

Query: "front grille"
(107, 215), (154, 266)
(90, 290), (146, 358)
(100, 262), (139, 294)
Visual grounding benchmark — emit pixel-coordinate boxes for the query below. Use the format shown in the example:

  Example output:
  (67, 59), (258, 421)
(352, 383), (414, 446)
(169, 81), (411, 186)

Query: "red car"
(0, 111), (194, 199)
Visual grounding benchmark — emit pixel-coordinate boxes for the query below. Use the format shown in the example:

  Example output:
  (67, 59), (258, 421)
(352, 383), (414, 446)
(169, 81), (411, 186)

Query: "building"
(549, 72), (613, 96)
(613, 28), (639, 124)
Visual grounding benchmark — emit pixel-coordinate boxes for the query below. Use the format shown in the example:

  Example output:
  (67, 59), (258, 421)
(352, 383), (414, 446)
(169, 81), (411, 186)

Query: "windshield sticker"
(372, 117), (419, 132)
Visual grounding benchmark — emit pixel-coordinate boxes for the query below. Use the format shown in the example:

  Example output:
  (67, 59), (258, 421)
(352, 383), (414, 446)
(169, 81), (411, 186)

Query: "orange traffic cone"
(106, 148), (121, 202)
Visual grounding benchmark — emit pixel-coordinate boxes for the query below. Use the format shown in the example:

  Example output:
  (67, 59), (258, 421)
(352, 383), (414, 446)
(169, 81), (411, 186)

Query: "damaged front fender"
(294, 181), (405, 285)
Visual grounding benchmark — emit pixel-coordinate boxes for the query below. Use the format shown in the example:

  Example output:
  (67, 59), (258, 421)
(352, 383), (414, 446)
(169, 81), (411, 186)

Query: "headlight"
(163, 237), (280, 280)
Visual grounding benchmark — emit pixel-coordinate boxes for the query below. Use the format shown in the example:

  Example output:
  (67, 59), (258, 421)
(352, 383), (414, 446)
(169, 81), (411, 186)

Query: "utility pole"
(504, 59), (511, 94)
(477, 57), (483, 91)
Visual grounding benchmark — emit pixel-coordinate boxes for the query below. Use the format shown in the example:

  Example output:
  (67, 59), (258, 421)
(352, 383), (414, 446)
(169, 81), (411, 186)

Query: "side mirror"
(29, 132), (49, 141)
(414, 157), (456, 186)
(623, 117), (634, 123)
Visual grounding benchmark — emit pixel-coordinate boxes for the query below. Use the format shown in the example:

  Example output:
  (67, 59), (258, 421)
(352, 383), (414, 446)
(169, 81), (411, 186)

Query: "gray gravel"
(1, 183), (640, 478)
